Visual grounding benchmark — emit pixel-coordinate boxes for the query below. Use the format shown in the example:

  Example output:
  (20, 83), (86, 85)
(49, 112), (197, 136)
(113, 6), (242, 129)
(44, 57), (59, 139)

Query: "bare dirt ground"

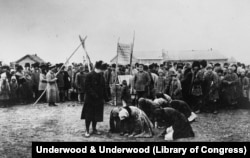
(0, 102), (250, 158)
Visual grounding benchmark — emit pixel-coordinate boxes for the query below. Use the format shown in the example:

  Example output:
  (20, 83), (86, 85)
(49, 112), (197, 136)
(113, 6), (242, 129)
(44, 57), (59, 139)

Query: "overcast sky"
(0, 0), (250, 64)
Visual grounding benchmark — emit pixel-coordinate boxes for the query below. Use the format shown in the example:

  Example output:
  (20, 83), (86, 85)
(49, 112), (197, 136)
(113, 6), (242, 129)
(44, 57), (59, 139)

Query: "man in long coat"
(81, 61), (107, 137)
(75, 66), (87, 103)
(46, 65), (59, 106)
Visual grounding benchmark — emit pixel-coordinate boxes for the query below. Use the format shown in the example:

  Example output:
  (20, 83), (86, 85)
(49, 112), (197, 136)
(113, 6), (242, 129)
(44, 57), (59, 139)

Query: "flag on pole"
(117, 43), (132, 65)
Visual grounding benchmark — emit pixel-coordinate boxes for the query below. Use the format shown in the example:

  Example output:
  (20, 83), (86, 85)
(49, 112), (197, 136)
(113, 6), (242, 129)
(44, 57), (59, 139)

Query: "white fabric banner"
(117, 43), (132, 65)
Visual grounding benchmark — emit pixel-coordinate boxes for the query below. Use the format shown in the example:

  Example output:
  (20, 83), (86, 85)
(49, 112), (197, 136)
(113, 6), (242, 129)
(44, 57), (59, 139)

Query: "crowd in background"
(1, 60), (250, 114)
(0, 62), (89, 107)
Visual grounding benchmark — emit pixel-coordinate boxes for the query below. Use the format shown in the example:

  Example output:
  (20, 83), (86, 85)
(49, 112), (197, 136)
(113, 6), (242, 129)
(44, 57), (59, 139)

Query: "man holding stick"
(46, 65), (59, 106)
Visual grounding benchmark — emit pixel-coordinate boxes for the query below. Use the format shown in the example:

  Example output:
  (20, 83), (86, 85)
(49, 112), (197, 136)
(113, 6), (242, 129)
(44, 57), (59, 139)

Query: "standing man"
(81, 61), (107, 137)
(31, 62), (40, 100)
(75, 66), (87, 103)
(134, 64), (151, 104)
(46, 65), (59, 106)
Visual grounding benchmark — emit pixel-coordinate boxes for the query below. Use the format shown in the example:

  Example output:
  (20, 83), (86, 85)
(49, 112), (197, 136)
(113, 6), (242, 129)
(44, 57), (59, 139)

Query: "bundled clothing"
(119, 106), (154, 138)
(154, 107), (195, 140)
(168, 100), (197, 122)
(138, 98), (161, 125)
(154, 98), (197, 122)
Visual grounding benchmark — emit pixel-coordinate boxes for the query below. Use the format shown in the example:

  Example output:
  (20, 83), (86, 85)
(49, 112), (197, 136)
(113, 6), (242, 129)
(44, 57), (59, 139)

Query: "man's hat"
(101, 63), (108, 70)
(1, 65), (10, 70)
(32, 62), (40, 68)
(214, 63), (221, 67)
(39, 63), (46, 68)
(177, 63), (184, 69)
(16, 65), (23, 71)
(200, 60), (207, 68)
(95, 60), (103, 69)
(192, 61), (200, 69)
(25, 63), (30, 67)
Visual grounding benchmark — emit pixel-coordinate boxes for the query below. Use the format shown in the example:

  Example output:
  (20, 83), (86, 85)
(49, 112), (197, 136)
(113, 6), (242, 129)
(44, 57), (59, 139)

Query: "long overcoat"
(81, 71), (107, 122)
(46, 71), (59, 103)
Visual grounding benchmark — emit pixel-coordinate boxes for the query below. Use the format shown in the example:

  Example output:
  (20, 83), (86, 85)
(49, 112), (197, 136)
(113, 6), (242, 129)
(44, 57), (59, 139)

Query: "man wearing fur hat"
(190, 61), (203, 113)
(222, 66), (239, 108)
(81, 60), (108, 137)
(204, 64), (219, 113)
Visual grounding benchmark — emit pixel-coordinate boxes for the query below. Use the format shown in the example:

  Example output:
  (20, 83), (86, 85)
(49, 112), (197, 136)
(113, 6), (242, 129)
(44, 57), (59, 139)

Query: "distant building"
(227, 56), (237, 64)
(11, 54), (45, 68)
(110, 49), (228, 65)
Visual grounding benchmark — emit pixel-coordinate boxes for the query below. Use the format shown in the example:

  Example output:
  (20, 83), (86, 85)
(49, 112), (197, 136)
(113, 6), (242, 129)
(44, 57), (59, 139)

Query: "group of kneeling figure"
(109, 93), (197, 141)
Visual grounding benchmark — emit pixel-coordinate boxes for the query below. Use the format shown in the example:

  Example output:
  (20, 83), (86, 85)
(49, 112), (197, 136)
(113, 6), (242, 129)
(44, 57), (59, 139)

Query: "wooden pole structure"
(115, 37), (120, 106)
(79, 35), (92, 72)
(32, 42), (83, 106)
(130, 31), (135, 75)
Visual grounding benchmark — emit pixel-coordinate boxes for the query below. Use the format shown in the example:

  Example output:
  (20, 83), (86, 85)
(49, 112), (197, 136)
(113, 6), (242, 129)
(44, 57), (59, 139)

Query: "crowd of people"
(1, 59), (250, 140)
(0, 62), (89, 107)
(106, 60), (250, 113)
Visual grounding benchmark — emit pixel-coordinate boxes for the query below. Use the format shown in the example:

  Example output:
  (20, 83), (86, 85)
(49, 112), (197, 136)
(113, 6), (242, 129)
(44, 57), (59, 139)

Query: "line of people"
(0, 62), (90, 107)
(113, 60), (250, 114)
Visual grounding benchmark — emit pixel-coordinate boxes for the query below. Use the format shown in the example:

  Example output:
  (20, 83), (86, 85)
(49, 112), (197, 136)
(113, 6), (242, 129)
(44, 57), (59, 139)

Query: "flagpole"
(32, 42), (83, 106)
(115, 37), (120, 106)
(130, 31), (135, 75)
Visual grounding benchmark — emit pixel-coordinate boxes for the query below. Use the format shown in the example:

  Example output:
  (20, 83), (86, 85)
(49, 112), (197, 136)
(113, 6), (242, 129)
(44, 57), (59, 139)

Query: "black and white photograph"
(0, 0), (250, 157)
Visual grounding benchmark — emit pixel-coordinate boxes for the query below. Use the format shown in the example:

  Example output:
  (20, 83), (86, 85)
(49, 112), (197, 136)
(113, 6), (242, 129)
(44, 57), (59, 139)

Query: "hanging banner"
(117, 43), (132, 65)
